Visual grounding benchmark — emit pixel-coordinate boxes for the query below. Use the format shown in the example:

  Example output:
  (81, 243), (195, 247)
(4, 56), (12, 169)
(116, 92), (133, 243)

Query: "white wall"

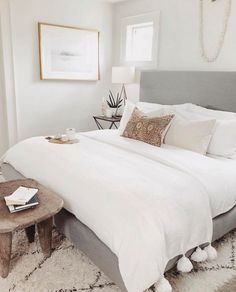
(113, 0), (236, 100)
(0, 19), (8, 155)
(9, 0), (113, 140)
(0, 0), (18, 156)
(1, 0), (236, 145)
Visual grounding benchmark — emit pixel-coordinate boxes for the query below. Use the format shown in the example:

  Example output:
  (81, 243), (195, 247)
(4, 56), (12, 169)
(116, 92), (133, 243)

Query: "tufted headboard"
(140, 70), (236, 112)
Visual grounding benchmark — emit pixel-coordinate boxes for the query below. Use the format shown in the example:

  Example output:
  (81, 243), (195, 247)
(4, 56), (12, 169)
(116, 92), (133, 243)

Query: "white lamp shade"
(112, 66), (135, 84)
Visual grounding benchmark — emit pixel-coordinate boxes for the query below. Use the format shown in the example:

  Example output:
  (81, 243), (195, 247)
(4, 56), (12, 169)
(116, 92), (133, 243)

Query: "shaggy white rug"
(0, 228), (236, 292)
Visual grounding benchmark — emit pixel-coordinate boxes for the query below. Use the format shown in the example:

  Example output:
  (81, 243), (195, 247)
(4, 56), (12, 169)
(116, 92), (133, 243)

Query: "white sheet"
(2, 130), (221, 292)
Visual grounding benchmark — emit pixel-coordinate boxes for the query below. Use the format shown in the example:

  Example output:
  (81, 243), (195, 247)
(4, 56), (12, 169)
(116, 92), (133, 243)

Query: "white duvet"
(2, 130), (236, 292)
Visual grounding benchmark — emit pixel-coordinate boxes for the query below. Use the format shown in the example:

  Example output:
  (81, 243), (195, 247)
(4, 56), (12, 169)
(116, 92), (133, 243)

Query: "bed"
(2, 71), (236, 292)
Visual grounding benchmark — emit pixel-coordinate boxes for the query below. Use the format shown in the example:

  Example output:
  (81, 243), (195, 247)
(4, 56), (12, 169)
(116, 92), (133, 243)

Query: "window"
(126, 22), (154, 62)
(120, 12), (160, 68)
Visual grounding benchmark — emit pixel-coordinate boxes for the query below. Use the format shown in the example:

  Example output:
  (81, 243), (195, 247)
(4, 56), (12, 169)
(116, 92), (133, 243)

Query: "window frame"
(120, 11), (160, 69)
(125, 21), (154, 62)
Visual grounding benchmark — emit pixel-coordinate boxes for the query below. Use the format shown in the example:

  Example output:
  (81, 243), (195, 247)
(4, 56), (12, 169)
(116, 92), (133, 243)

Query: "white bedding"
(85, 130), (236, 218)
(3, 130), (236, 292)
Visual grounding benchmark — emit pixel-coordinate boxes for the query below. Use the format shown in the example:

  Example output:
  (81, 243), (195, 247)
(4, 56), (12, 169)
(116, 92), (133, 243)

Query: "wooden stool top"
(0, 179), (64, 233)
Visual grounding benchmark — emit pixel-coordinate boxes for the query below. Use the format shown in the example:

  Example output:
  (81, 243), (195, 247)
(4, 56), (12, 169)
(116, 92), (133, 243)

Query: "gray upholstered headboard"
(140, 71), (236, 112)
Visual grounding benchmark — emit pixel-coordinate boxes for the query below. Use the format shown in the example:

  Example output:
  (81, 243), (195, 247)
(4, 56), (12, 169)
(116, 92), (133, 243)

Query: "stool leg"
(25, 225), (35, 243)
(0, 232), (12, 278)
(37, 217), (53, 257)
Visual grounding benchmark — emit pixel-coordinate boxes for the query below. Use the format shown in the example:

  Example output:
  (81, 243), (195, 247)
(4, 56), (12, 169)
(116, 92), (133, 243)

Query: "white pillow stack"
(119, 101), (190, 133)
(187, 104), (236, 159)
(119, 102), (217, 155)
(207, 120), (236, 159)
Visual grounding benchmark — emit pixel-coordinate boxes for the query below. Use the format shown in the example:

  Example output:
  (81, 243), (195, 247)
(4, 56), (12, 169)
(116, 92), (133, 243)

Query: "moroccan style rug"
(0, 228), (236, 292)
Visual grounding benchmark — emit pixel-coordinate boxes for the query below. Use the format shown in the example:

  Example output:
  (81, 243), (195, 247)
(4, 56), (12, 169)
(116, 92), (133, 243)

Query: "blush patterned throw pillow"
(122, 108), (174, 147)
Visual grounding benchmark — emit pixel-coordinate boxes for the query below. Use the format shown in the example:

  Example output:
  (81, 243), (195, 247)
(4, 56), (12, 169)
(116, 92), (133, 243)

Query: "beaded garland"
(199, 0), (232, 63)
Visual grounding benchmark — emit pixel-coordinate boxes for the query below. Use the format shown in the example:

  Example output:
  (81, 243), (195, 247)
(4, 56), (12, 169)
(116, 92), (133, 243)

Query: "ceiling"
(105, 0), (127, 3)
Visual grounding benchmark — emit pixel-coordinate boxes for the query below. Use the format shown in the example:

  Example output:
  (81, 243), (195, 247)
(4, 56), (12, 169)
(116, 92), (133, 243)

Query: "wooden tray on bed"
(46, 137), (79, 144)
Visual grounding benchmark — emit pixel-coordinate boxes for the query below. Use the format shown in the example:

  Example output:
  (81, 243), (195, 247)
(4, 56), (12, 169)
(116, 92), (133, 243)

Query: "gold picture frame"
(38, 22), (100, 81)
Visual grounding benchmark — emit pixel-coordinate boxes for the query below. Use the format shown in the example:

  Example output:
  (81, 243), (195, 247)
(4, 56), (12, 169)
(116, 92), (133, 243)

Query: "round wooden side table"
(0, 179), (64, 278)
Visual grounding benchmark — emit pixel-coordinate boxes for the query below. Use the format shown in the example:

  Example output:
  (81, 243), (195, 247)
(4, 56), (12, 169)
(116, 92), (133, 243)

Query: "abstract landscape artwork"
(38, 23), (99, 81)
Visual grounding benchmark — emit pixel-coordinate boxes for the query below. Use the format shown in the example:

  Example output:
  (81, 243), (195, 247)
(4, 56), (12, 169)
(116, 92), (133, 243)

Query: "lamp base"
(120, 84), (127, 105)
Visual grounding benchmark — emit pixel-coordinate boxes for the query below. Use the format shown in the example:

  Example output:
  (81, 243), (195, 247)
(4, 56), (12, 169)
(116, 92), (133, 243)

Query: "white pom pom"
(177, 255), (193, 273)
(204, 244), (217, 261)
(191, 247), (208, 262)
(154, 277), (172, 292)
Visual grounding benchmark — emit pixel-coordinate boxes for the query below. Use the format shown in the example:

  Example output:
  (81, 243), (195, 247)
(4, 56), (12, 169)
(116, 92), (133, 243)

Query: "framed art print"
(38, 23), (99, 81)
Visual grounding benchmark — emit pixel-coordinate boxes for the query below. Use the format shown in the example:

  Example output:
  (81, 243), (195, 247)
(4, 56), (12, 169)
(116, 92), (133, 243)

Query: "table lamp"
(112, 66), (135, 105)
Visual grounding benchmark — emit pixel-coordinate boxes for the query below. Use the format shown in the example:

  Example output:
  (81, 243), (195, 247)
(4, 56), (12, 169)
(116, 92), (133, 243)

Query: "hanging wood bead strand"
(199, 0), (232, 63)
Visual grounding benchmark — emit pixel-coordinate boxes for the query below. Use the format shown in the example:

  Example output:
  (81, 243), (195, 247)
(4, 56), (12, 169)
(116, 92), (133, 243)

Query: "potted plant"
(106, 90), (123, 117)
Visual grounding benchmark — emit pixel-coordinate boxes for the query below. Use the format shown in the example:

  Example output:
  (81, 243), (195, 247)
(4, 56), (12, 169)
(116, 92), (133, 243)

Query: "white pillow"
(137, 102), (165, 111)
(208, 120), (236, 159)
(137, 102), (191, 112)
(187, 104), (236, 158)
(163, 109), (216, 155)
(163, 108), (208, 121)
(187, 104), (236, 120)
(119, 102), (136, 133)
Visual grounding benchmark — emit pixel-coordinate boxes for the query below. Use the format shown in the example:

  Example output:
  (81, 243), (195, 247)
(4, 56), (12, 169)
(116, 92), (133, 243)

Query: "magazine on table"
(4, 186), (39, 213)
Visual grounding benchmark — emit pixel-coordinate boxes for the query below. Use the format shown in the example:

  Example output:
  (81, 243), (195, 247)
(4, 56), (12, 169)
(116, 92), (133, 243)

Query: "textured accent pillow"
(119, 102), (165, 134)
(122, 108), (174, 147)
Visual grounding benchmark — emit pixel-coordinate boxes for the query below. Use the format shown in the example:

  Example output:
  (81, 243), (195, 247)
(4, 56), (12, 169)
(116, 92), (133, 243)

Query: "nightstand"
(93, 115), (122, 130)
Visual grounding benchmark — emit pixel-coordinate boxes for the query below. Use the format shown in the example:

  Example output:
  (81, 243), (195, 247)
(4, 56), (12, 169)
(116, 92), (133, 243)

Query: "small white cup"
(61, 134), (69, 142)
(105, 108), (113, 118)
(66, 128), (76, 141)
